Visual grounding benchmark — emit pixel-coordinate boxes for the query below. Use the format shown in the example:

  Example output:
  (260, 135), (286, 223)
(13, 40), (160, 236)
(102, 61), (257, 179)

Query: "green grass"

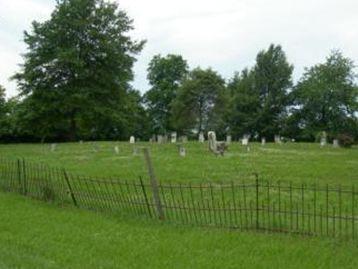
(0, 142), (357, 185)
(1, 191), (357, 269)
(0, 142), (358, 268)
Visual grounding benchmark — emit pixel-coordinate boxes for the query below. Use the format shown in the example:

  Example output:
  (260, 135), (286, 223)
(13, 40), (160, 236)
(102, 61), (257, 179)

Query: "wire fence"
(0, 156), (357, 240)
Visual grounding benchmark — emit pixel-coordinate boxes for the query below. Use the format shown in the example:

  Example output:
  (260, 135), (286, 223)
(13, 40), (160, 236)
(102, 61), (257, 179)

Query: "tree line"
(0, 0), (357, 143)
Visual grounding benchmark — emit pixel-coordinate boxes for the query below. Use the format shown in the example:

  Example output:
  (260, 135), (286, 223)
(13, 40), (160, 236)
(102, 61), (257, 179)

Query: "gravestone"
(320, 137), (327, 147)
(261, 137), (266, 145)
(129, 136), (135, 144)
(157, 135), (163, 144)
(50, 143), (56, 152)
(133, 146), (138, 155)
(151, 134), (156, 143)
(180, 136), (188, 143)
(208, 131), (227, 156)
(79, 140), (83, 144)
(171, 132), (177, 143)
(274, 135), (281, 144)
(179, 147), (186, 157)
(199, 132), (205, 143)
(114, 146), (119, 154)
(242, 135), (249, 146)
(333, 139), (339, 148)
(226, 135), (232, 144)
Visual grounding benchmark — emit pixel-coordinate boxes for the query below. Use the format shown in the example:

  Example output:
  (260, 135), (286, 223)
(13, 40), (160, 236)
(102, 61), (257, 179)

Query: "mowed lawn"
(0, 191), (358, 269)
(0, 142), (358, 268)
(0, 142), (357, 185)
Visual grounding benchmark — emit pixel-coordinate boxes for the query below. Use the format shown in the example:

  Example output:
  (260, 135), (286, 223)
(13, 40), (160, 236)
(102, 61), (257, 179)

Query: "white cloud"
(0, 0), (357, 97)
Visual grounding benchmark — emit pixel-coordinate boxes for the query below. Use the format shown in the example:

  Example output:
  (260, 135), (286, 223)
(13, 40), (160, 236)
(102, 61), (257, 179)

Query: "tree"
(144, 54), (188, 134)
(292, 50), (358, 140)
(227, 69), (260, 138)
(12, 0), (144, 141)
(171, 68), (226, 135)
(253, 44), (293, 139)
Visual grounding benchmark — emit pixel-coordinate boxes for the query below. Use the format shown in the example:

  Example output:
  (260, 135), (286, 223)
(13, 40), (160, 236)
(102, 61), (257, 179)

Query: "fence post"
(143, 148), (164, 220)
(139, 176), (152, 218)
(22, 158), (27, 195)
(254, 173), (259, 230)
(17, 159), (22, 194)
(63, 169), (78, 207)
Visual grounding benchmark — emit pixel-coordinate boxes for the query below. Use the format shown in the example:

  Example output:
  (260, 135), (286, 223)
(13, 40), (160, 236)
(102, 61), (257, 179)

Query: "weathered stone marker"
(333, 139), (339, 148)
(261, 137), (266, 145)
(129, 136), (135, 144)
(114, 146), (119, 154)
(50, 143), (56, 152)
(171, 132), (177, 143)
(199, 132), (205, 143)
(226, 135), (232, 144)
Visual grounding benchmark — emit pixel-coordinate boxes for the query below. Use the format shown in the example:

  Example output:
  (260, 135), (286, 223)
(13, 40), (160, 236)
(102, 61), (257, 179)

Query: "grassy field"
(0, 142), (357, 185)
(1, 191), (358, 269)
(0, 142), (358, 268)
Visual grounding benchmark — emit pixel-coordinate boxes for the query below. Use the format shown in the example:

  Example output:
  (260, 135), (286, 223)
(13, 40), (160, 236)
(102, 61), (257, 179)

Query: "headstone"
(149, 138), (153, 143)
(274, 135), (281, 144)
(242, 135), (249, 146)
(114, 146), (119, 154)
(171, 132), (177, 143)
(261, 137), (266, 145)
(180, 136), (188, 143)
(129, 136), (135, 144)
(333, 139), (339, 148)
(226, 135), (232, 144)
(179, 147), (186, 157)
(157, 135), (163, 144)
(208, 131), (227, 156)
(151, 134), (156, 143)
(320, 137), (327, 147)
(133, 146), (138, 155)
(79, 140), (83, 144)
(199, 132), (205, 143)
(50, 143), (56, 152)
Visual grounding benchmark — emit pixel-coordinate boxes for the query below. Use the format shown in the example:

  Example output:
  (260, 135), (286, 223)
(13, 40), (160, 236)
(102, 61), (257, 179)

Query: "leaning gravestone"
(199, 132), (205, 143)
(333, 139), (339, 148)
(114, 146), (119, 154)
(261, 137), (266, 145)
(226, 135), (232, 144)
(171, 132), (177, 143)
(129, 136), (135, 144)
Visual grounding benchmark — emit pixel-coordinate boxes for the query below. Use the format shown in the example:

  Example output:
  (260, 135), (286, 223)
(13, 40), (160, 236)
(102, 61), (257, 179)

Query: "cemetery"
(0, 0), (357, 268)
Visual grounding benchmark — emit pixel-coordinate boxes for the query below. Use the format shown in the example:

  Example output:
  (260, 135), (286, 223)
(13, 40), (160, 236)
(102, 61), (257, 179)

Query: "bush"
(336, 133), (354, 148)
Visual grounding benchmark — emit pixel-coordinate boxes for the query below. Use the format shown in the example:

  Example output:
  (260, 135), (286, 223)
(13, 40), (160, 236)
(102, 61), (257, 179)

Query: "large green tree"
(227, 69), (260, 138)
(228, 44), (293, 140)
(292, 50), (358, 140)
(144, 54), (188, 134)
(12, 0), (144, 141)
(171, 68), (226, 135)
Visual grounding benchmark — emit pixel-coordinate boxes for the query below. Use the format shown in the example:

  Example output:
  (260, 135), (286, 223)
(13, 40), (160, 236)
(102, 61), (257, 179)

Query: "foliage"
(144, 54), (189, 134)
(171, 68), (226, 136)
(12, 0), (144, 142)
(292, 50), (358, 140)
(336, 133), (355, 148)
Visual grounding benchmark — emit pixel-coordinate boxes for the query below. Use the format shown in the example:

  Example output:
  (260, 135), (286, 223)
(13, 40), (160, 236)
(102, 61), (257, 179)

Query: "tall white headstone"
(157, 135), (163, 144)
(274, 135), (281, 144)
(261, 137), (266, 145)
(171, 132), (177, 143)
(320, 137), (327, 147)
(226, 135), (232, 144)
(242, 135), (249, 146)
(179, 146), (186, 157)
(199, 132), (205, 143)
(129, 136), (135, 144)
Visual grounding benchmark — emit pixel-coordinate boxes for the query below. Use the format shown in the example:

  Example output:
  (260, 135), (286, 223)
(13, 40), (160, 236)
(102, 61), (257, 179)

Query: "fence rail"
(0, 157), (357, 240)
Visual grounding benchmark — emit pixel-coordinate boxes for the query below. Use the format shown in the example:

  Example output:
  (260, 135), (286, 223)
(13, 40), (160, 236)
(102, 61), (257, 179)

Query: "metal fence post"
(254, 173), (259, 230)
(143, 148), (164, 220)
(22, 158), (27, 195)
(139, 176), (152, 218)
(63, 169), (78, 207)
(17, 159), (22, 194)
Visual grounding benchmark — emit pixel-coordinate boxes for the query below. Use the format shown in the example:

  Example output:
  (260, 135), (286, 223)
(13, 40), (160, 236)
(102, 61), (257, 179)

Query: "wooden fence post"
(143, 148), (164, 220)
(63, 169), (78, 207)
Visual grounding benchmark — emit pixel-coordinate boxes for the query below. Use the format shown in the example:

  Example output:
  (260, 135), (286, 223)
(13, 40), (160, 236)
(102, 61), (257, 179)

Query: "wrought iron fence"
(0, 157), (357, 240)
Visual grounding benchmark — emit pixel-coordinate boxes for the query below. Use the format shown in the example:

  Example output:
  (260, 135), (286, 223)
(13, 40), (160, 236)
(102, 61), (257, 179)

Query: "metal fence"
(0, 157), (357, 240)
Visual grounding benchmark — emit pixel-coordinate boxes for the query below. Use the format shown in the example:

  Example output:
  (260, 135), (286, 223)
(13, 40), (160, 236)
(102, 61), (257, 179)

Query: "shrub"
(336, 133), (354, 148)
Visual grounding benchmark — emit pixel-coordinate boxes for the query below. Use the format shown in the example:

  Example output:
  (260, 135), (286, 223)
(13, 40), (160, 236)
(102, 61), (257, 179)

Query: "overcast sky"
(1, 0), (357, 98)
